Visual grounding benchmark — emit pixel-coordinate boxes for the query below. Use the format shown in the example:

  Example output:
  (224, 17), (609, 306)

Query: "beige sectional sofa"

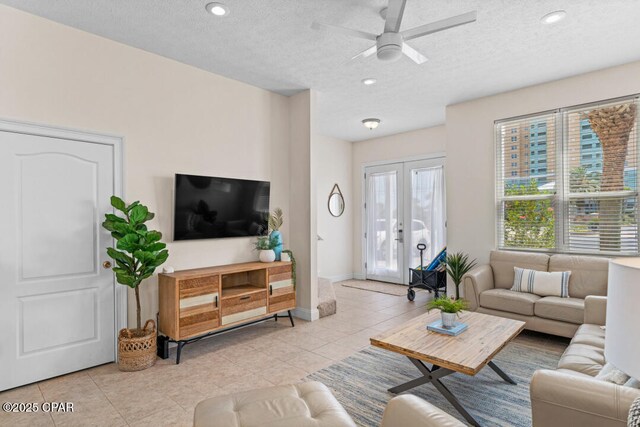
(530, 296), (640, 426)
(463, 250), (608, 338)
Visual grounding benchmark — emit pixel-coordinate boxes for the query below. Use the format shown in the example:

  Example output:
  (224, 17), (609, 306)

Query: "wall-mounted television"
(174, 174), (270, 241)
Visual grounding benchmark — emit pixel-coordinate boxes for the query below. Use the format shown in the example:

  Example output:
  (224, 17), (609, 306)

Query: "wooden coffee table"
(370, 311), (525, 427)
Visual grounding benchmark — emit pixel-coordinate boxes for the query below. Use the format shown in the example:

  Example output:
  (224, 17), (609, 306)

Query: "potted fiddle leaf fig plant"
(102, 196), (169, 371)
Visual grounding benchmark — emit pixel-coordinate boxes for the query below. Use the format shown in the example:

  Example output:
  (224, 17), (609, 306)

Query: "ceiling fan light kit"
(362, 118), (381, 130)
(311, 0), (477, 65)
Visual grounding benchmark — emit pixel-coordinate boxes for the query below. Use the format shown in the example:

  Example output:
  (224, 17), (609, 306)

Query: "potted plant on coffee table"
(102, 196), (169, 372)
(443, 251), (477, 299)
(427, 296), (468, 329)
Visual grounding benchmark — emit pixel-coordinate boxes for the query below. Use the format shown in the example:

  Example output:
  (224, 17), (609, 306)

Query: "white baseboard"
(293, 307), (320, 322)
(322, 273), (354, 283)
(353, 272), (366, 280)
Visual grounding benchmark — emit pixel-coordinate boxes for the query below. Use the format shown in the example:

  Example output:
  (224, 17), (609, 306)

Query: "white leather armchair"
(381, 395), (465, 427)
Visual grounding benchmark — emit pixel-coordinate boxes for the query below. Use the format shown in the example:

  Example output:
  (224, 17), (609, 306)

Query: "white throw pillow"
(511, 267), (570, 298)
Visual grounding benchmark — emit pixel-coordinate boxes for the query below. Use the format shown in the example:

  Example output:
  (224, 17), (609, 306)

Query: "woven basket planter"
(117, 319), (157, 372)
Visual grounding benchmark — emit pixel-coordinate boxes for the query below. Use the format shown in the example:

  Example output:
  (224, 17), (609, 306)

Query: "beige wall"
(0, 5), (292, 326)
(289, 90), (319, 320)
(314, 134), (353, 281)
(446, 60), (640, 265)
(351, 126), (446, 276)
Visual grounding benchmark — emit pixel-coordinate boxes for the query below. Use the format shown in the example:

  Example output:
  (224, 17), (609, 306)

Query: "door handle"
(395, 229), (404, 242)
(239, 296), (251, 300)
(103, 261), (112, 269)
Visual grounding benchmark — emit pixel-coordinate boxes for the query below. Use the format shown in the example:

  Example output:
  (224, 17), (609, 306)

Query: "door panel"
(403, 160), (446, 283)
(365, 158), (446, 285)
(0, 130), (116, 391)
(365, 163), (404, 283)
(19, 153), (98, 280)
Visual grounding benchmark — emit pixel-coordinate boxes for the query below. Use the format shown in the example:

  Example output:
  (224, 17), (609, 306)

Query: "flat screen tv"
(174, 174), (270, 241)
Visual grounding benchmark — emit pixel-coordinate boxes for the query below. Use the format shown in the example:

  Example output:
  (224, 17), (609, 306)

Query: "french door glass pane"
(367, 171), (399, 279)
(409, 166), (446, 267)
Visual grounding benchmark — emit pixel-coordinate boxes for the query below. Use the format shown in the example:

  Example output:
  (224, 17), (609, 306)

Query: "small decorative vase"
(259, 249), (276, 263)
(441, 312), (457, 329)
(271, 231), (283, 261)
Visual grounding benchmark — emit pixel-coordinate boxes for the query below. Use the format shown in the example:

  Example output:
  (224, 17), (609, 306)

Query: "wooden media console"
(158, 261), (295, 363)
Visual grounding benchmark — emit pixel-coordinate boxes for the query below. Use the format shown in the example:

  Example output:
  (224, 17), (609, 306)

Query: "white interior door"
(365, 158), (446, 285)
(365, 163), (404, 283)
(0, 127), (117, 391)
(403, 159), (446, 284)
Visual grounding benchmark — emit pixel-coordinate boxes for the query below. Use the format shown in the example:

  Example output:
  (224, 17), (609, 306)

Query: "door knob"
(103, 261), (112, 269)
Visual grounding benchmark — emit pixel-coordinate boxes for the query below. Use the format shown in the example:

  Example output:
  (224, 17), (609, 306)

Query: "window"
(511, 137), (518, 142)
(511, 171), (518, 176)
(496, 95), (639, 255)
(511, 154), (518, 159)
(511, 145), (517, 150)
(511, 162), (518, 167)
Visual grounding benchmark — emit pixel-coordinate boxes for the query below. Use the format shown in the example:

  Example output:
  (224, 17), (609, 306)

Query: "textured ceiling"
(3, 0), (640, 141)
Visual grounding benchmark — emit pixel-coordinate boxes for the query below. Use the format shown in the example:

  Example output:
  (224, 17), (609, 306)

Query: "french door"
(365, 158), (446, 284)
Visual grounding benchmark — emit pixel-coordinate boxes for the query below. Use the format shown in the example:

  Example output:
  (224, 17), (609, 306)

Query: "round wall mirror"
(328, 184), (345, 217)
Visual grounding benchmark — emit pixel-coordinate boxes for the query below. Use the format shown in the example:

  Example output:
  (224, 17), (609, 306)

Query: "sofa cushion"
(479, 288), (541, 316)
(490, 250), (549, 289)
(571, 324), (605, 349)
(193, 382), (356, 427)
(534, 297), (584, 324)
(549, 254), (608, 299)
(512, 268), (570, 297)
(557, 343), (605, 377)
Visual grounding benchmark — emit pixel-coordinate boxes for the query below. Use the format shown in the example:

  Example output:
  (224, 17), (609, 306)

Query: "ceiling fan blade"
(401, 11), (477, 41)
(350, 45), (377, 61)
(401, 44), (428, 64)
(384, 0), (407, 33)
(311, 21), (377, 41)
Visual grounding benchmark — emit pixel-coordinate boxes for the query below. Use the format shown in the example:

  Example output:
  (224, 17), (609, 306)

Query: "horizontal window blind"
(496, 112), (557, 250)
(564, 98), (639, 254)
(496, 95), (640, 255)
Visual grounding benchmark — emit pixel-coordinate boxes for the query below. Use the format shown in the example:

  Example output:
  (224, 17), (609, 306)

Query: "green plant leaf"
(125, 201), (140, 212)
(146, 231), (162, 243)
(147, 242), (166, 252)
(106, 248), (132, 265)
(145, 212), (155, 221)
(152, 249), (169, 267)
(116, 233), (140, 252)
(133, 250), (156, 265)
(110, 196), (126, 212)
(129, 205), (149, 225)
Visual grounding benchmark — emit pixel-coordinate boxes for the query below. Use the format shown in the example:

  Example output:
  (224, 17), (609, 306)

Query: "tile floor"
(0, 282), (437, 427)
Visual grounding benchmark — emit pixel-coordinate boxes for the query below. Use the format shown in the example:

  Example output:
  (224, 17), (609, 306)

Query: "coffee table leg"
(388, 357), (483, 427)
(431, 377), (482, 427)
(487, 361), (517, 385)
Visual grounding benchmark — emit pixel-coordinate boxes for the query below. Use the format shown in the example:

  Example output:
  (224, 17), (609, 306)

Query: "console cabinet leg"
(176, 341), (185, 365)
(288, 310), (295, 327)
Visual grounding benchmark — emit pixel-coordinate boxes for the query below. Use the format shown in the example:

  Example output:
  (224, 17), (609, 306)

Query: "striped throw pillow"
(512, 267), (570, 298)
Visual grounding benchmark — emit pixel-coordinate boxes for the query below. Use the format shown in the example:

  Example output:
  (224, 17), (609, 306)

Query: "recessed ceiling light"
(362, 118), (381, 130)
(205, 2), (229, 16)
(362, 78), (377, 86)
(541, 10), (566, 25)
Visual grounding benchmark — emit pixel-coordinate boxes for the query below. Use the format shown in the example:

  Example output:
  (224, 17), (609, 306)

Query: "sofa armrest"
(381, 395), (465, 427)
(584, 296), (607, 326)
(461, 264), (494, 311)
(531, 369), (639, 427)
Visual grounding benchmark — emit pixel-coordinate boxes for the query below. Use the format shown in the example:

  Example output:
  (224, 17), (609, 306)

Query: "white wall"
(446, 60), (640, 265)
(351, 126), (446, 277)
(314, 134), (353, 281)
(0, 5), (292, 326)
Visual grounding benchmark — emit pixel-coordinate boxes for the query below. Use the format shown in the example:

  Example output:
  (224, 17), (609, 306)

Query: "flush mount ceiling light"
(362, 118), (381, 130)
(205, 2), (229, 16)
(541, 10), (567, 24)
(362, 78), (377, 86)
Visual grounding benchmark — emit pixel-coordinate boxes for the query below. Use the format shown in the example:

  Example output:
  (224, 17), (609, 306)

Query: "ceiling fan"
(311, 0), (477, 64)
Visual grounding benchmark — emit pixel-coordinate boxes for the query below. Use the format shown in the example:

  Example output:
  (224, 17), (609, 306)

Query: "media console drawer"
(221, 290), (267, 325)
